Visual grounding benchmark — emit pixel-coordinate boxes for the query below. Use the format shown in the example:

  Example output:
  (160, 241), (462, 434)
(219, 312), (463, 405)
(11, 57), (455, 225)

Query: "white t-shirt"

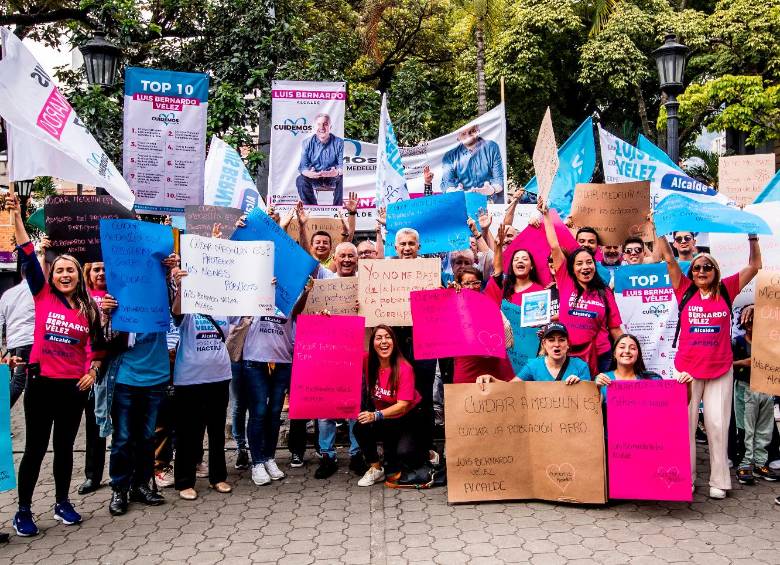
(242, 314), (295, 363)
(0, 282), (35, 349)
(173, 314), (232, 385)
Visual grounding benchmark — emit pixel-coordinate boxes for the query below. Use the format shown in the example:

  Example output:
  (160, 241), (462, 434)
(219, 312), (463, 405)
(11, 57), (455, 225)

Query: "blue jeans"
(109, 383), (166, 491)
(231, 362), (248, 450)
(239, 361), (291, 464)
(318, 419), (359, 458)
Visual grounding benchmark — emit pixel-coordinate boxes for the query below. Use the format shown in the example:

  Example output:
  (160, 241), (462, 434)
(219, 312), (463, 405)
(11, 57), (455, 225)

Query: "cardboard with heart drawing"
(569, 181), (651, 247)
(444, 381), (606, 504)
(606, 380), (692, 501)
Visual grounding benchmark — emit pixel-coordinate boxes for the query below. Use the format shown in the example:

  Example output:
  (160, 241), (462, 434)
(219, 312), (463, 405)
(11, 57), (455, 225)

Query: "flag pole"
(500, 76), (505, 104)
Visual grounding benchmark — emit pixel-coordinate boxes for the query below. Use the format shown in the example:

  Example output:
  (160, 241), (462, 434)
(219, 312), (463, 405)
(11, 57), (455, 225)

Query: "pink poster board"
(607, 380), (692, 501)
(410, 288), (506, 360)
(289, 315), (365, 419)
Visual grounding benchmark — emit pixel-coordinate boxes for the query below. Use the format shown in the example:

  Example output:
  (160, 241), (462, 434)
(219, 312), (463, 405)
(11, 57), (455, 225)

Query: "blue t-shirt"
(600, 370), (662, 403)
(517, 356), (591, 382)
(116, 331), (170, 387)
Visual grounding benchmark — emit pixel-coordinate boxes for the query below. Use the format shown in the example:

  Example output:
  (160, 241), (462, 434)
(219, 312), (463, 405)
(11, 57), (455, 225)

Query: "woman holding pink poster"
(656, 233), (761, 500)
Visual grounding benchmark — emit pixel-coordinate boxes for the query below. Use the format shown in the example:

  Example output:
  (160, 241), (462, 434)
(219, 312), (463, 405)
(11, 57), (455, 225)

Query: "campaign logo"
(86, 152), (114, 179)
(152, 112), (179, 126)
(240, 188), (260, 213)
(642, 304), (669, 318)
(661, 173), (718, 196)
(275, 117), (311, 136)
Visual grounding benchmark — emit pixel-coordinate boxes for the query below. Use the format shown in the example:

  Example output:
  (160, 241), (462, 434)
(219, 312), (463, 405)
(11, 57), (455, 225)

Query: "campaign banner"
(203, 136), (263, 213)
(410, 289), (506, 360)
(0, 29), (134, 209)
(100, 220), (174, 332)
(302, 277), (359, 315)
(385, 192), (471, 256)
(123, 67), (208, 214)
(180, 234), (275, 316)
(607, 380), (692, 501)
(0, 365), (15, 492)
(654, 194), (771, 236)
(719, 154), (776, 207)
(357, 258), (441, 326)
(376, 93), (409, 207)
(289, 315), (365, 419)
(268, 80), (347, 207)
(231, 207), (318, 316)
(613, 264), (678, 378)
(44, 195), (135, 263)
(184, 205), (244, 238)
(750, 270), (780, 396)
(445, 381), (607, 504)
(710, 202), (780, 310)
(501, 300), (542, 374)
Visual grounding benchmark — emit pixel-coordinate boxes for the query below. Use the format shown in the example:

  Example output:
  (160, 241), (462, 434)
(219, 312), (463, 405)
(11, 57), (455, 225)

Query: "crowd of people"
(0, 186), (778, 542)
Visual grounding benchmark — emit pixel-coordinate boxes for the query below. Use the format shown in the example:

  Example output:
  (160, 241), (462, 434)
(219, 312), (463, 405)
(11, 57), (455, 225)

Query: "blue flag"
(501, 301), (540, 375)
(654, 194), (772, 236)
(385, 192), (471, 256)
(101, 220), (174, 333)
(753, 169), (780, 204)
(636, 134), (681, 171)
(0, 365), (15, 492)
(231, 207), (318, 316)
(465, 192), (488, 224)
(525, 117), (596, 217)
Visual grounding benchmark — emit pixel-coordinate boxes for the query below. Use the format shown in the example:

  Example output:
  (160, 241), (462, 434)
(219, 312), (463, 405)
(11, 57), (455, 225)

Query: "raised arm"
(503, 189), (524, 226)
(295, 201), (311, 255)
(343, 191), (358, 242)
(655, 232), (682, 290)
(492, 225), (506, 277)
(468, 218), (490, 254)
(6, 193), (45, 295)
(540, 200), (565, 272)
(739, 235), (762, 292)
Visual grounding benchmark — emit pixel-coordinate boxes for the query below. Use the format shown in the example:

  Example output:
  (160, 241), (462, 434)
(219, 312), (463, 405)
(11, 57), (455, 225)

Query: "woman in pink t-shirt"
(353, 325), (426, 487)
(658, 233), (761, 499)
(485, 225), (545, 306)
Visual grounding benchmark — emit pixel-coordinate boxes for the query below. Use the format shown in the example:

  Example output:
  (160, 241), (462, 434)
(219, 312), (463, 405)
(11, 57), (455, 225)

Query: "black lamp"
(652, 32), (689, 164)
(79, 31), (122, 88)
(14, 178), (35, 220)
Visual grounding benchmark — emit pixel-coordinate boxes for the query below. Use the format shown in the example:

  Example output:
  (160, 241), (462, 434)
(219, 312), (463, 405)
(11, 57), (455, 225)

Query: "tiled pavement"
(1, 406), (780, 564)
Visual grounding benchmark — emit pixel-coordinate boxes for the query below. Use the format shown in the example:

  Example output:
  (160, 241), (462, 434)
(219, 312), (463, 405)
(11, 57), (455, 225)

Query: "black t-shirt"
(731, 334), (750, 383)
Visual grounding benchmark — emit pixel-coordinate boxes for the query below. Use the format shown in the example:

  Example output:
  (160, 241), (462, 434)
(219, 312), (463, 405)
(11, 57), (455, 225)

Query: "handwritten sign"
(358, 258), (440, 326)
(180, 234), (274, 316)
(0, 365), (15, 492)
(184, 205), (244, 238)
(231, 207), (318, 316)
(44, 195), (135, 263)
(569, 182), (651, 246)
(302, 276), (358, 315)
(101, 220), (174, 332)
(751, 270), (780, 395)
(286, 216), (345, 248)
(607, 380), (691, 501)
(385, 192), (471, 255)
(289, 315), (365, 419)
(486, 203), (538, 236)
(445, 381), (606, 503)
(501, 300), (541, 374)
(532, 107), (559, 202)
(719, 154), (776, 207)
(410, 289), (506, 359)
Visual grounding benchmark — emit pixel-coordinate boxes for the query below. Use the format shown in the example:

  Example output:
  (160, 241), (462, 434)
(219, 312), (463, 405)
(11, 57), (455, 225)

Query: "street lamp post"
(14, 178), (35, 221)
(652, 32), (688, 164)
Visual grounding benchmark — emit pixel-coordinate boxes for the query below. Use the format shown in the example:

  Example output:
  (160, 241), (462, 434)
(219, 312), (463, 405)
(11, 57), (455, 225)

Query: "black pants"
(353, 407), (427, 474)
(394, 326), (435, 451)
(9, 344), (32, 407)
(17, 376), (88, 506)
(288, 419), (319, 457)
(173, 380), (230, 490)
(83, 393), (106, 483)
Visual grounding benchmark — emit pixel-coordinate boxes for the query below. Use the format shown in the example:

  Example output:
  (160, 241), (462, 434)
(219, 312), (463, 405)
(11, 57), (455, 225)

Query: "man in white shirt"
(0, 275), (35, 406)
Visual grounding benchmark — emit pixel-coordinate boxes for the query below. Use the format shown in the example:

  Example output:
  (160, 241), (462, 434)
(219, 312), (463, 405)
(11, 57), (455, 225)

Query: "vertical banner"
(607, 380), (692, 501)
(0, 364), (15, 492)
(376, 93), (409, 207)
(123, 67), (209, 214)
(613, 264), (678, 378)
(268, 80), (346, 207)
(751, 270), (780, 395)
(203, 136), (263, 213)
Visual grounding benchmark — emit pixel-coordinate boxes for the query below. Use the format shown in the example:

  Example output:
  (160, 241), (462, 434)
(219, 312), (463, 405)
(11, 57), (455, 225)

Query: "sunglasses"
(691, 263), (715, 273)
(674, 235), (693, 243)
(624, 247), (643, 255)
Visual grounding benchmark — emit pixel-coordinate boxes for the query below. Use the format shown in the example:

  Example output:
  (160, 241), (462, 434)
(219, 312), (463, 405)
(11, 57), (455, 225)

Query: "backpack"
(672, 282), (732, 348)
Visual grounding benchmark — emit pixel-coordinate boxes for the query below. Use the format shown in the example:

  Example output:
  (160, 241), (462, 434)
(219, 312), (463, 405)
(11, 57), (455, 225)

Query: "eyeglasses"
(624, 247), (643, 255)
(460, 280), (482, 288)
(691, 263), (714, 273)
(674, 235), (693, 243)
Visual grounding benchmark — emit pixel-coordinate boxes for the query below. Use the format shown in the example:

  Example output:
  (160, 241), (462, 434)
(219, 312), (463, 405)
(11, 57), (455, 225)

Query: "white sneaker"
(155, 466), (175, 488)
(708, 487), (727, 499)
(264, 459), (285, 481)
(251, 463), (271, 486)
(358, 466), (385, 487)
(195, 462), (209, 478)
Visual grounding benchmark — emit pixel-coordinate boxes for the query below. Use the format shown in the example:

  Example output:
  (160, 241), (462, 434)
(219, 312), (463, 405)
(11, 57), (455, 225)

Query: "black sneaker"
(755, 465), (779, 481)
(129, 485), (165, 506)
(109, 490), (128, 516)
(349, 453), (368, 476)
(695, 425), (708, 444)
(314, 455), (338, 479)
(737, 467), (755, 485)
(235, 448), (250, 470)
(775, 496), (780, 506)
(290, 453), (304, 468)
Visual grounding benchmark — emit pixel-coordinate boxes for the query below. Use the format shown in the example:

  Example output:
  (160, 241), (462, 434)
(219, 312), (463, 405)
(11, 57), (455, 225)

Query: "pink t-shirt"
(485, 277), (544, 306)
(89, 288), (107, 308)
(454, 356), (515, 384)
(674, 273), (740, 379)
(372, 360), (421, 410)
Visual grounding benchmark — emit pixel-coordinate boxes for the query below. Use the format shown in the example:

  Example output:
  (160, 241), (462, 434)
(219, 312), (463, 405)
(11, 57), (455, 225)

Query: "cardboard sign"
(302, 276), (359, 315)
(719, 154), (776, 207)
(357, 258), (440, 326)
(445, 381), (606, 504)
(285, 215), (345, 248)
(289, 315), (365, 419)
(180, 234), (275, 316)
(532, 107), (559, 202)
(607, 380), (691, 501)
(44, 195), (135, 263)
(751, 270), (780, 395)
(0, 209), (15, 263)
(184, 205), (244, 238)
(569, 182), (651, 246)
(410, 289), (506, 360)
(385, 192), (471, 256)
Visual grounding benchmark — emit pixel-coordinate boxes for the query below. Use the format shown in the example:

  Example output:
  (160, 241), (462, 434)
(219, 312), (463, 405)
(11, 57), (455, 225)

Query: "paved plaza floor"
(1, 406), (779, 564)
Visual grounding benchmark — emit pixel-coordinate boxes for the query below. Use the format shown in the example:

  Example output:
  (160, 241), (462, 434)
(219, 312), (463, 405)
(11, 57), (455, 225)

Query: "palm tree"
(588, 0), (620, 37)
(682, 146), (720, 187)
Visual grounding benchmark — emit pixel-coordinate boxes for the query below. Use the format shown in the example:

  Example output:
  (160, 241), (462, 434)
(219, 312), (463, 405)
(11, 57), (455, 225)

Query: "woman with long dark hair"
(594, 334), (665, 394)
(6, 194), (104, 536)
(353, 325), (426, 487)
(485, 225), (544, 305)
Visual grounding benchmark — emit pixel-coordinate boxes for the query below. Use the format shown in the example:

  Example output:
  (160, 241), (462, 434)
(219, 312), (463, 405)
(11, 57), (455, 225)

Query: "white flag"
(375, 94), (408, 207)
(0, 29), (134, 210)
(203, 136), (264, 212)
